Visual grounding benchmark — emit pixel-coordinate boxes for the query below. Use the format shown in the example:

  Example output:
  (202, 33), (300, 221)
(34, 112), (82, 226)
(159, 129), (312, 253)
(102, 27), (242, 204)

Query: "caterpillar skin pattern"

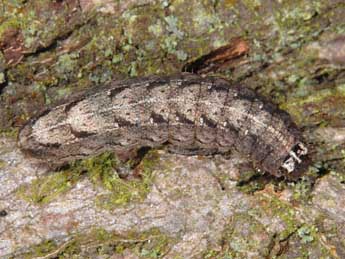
(18, 73), (309, 178)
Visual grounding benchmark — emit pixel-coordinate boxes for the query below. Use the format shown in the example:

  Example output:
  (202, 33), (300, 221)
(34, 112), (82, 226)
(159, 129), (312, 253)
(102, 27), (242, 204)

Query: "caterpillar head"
(279, 142), (309, 179)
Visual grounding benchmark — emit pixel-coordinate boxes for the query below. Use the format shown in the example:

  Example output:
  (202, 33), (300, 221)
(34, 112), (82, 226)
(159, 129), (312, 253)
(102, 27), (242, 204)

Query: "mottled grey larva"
(18, 73), (309, 178)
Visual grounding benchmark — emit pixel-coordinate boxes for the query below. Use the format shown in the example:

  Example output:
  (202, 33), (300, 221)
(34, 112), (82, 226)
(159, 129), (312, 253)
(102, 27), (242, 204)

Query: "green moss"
(23, 227), (173, 259)
(114, 227), (174, 258)
(16, 169), (82, 204)
(281, 85), (345, 125)
(0, 72), (5, 84)
(17, 151), (159, 208)
(112, 53), (124, 64)
(291, 177), (313, 201)
(237, 181), (261, 193)
(203, 249), (221, 258)
(242, 0), (262, 12)
(79, 150), (158, 209)
(0, 128), (18, 138)
(206, 204), (330, 258)
(0, 18), (21, 39)
(258, 195), (299, 241)
(26, 240), (58, 259)
(291, 88), (344, 106)
(0, 159), (6, 169)
(205, 213), (270, 258)
(243, 194), (331, 257)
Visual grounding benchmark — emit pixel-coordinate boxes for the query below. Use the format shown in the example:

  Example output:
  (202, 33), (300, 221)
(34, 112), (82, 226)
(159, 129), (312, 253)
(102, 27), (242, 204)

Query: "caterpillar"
(18, 73), (309, 178)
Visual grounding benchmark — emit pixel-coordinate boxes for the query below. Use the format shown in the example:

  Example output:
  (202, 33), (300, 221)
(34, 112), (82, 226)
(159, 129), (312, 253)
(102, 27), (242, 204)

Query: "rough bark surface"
(1, 0), (345, 258)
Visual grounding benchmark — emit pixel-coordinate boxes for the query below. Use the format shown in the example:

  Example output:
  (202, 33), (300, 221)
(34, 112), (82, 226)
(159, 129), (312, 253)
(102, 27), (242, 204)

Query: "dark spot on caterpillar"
(70, 128), (97, 138)
(175, 112), (194, 125)
(18, 74), (309, 179)
(150, 112), (168, 124)
(40, 142), (62, 148)
(199, 115), (217, 128)
(113, 117), (136, 127)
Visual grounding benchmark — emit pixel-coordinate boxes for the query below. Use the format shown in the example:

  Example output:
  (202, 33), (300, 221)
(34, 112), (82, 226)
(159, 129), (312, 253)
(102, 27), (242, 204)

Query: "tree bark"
(1, 0), (345, 258)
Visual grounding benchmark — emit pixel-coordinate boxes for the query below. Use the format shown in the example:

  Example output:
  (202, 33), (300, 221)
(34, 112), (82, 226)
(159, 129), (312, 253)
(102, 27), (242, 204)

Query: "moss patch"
(23, 227), (173, 259)
(236, 174), (268, 194)
(81, 151), (159, 209)
(0, 159), (6, 169)
(0, 128), (18, 138)
(16, 167), (83, 204)
(282, 83), (345, 127)
(201, 191), (331, 258)
(16, 150), (160, 208)
(261, 195), (299, 241)
(202, 213), (270, 258)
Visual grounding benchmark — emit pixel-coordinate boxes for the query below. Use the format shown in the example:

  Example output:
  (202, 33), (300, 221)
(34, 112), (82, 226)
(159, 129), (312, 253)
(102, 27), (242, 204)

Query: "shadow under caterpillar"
(18, 73), (309, 179)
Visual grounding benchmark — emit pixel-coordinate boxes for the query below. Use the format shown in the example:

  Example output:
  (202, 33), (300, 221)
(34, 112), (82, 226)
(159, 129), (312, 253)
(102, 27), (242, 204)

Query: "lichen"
(158, 15), (188, 61)
(55, 53), (80, 75)
(297, 225), (317, 244)
(273, 1), (324, 46)
(202, 213), (270, 258)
